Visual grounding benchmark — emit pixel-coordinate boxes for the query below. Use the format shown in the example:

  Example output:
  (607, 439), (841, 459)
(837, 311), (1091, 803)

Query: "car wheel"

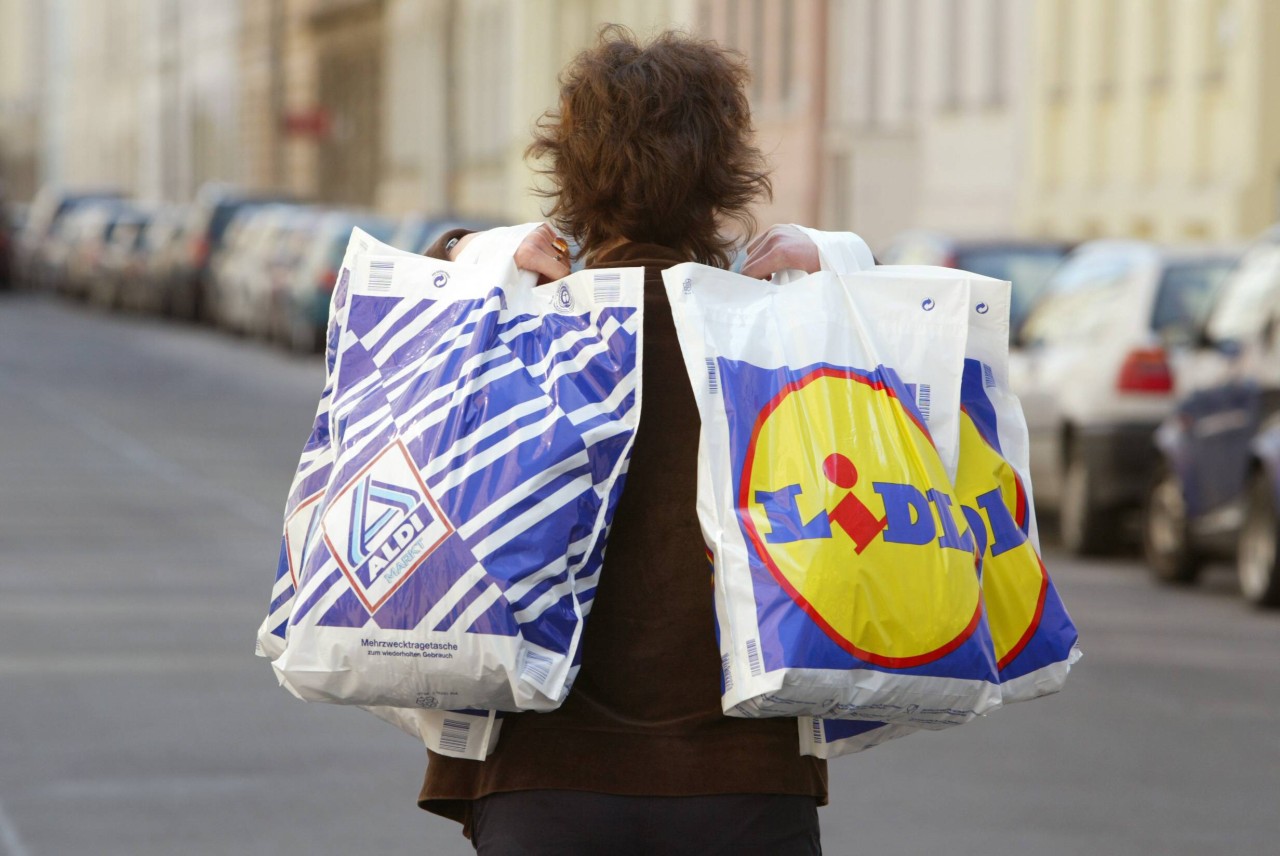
(1237, 472), (1280, 608)
(1143, 465), (1200, 584)
(1059, 449), (1114, 555)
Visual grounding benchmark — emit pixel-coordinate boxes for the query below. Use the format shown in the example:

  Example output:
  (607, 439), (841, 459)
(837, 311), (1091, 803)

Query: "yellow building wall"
(1024, 0), (1279, 243)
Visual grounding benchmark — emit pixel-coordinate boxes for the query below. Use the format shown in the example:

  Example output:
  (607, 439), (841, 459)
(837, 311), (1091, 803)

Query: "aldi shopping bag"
(798, 249), (1080, 758)
(256, 227), (388, 665)
(260, 225), (644, 729)
(664, 262), (1001, 728)
(258, 229), (514, 758)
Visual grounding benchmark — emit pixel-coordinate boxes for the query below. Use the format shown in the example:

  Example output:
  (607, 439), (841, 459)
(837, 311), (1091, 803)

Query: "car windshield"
(1150, 258), (1237, 345)
(1205, 244), (1280, 345)
(955, 247), (1067, 331)
(1018, 253), (1132, 345)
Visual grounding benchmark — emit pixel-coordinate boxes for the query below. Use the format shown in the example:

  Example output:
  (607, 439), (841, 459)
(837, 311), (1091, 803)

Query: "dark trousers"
(469, 790), (822, 856)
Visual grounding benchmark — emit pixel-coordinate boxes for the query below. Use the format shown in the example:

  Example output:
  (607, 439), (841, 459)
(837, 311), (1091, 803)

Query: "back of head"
(528, 26), (772, 268)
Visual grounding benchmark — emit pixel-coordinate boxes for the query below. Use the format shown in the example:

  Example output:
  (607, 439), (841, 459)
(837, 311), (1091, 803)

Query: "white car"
(210, 204), (313, 336)
(1009, 241), (1239, 554)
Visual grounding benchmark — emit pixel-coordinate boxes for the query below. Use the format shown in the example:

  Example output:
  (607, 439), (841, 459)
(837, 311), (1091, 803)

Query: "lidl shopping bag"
(949, 274), (1079, 702)
(800, 265), (1080, 758)
(664, 262), (1000, 728)
(263, 227), (644, 721)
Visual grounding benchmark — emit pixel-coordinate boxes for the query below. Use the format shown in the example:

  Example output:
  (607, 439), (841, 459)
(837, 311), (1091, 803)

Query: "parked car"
(880, 232), (1072, 337)
(247, 206), (326, 341)
(42, 198), (129, 297)
(90, 203), (163, 309)
(1009, 240), (1240, 554)
(60, 200), (144, 300)
(274, 210), (397, 352)
(164, 183), (295, 320)
(1144, 227), (1280, 605)
(14, 186), (125, 290)
(209, 203), (311, 335)
(120, 204), (188, 313)
(0, 193), (17, 290)
(388, 215), (500, 256)
(388, 215), (451, 255)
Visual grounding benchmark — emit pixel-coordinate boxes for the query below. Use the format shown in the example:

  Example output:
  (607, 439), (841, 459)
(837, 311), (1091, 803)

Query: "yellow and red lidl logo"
(953, 408), (1047, 670)
(737, 365), (983, 669)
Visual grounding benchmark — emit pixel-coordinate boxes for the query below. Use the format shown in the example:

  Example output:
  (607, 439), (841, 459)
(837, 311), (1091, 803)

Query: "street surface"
(1, 293), (1278, 855)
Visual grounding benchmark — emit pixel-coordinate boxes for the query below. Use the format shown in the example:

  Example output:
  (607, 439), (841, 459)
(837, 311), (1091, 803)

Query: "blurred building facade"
(820, 0), (1033, 251)
(0, 0), (42, 201)
(1025, 0), (1280, 243)
(698, 0), (828, 231)
(4, 0), (1280, 248)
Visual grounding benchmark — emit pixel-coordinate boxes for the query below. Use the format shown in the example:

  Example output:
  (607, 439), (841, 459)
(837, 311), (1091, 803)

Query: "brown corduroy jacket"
(417, 233), (828, 836)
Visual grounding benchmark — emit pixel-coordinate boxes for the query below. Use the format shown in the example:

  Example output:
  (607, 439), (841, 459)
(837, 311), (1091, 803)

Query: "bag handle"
(788, 225), (876, 276)
(455, 222), (547, 293)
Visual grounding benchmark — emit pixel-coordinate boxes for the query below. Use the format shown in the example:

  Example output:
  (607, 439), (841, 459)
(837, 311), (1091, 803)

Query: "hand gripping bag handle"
(789, 225), (875, 275)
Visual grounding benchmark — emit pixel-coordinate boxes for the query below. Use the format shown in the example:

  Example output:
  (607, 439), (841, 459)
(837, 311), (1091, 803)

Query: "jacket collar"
(587, 241), (690, 269)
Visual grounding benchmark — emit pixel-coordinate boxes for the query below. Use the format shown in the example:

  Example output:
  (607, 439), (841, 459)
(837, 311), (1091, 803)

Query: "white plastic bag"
(260, 225), (644, 736)
(797, 247), (1079, 759)
(664, 261), (1001, 728)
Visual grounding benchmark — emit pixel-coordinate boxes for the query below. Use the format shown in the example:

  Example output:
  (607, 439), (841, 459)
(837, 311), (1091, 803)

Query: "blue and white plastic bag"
(664, 261), (1001, 729)
(259, 225), (643, 734)
(255, 229), (505, 756)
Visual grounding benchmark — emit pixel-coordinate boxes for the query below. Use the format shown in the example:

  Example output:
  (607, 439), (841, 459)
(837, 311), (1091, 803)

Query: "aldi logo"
(322, 440), (453, 614)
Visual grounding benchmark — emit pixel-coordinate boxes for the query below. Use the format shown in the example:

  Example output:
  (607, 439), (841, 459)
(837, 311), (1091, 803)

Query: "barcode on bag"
(721, 653), (734, 693)
(593, 272), (621, 303)
(982, 363), (996, 389)
(706, 358), (720, 395)
(521, 650), (553, 687)
(368, 259), (395, 293)
(746, 638), (763, 676)
(439, 718), (471, 754)
(811, 718), (825, 744)
(916, 383), (932, 422)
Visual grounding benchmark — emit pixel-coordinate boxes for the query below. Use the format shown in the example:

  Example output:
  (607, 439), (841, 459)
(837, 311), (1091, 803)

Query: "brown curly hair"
(527, 26), (772, 268)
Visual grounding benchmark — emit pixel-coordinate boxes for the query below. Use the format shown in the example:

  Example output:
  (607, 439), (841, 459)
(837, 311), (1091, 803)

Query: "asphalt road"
(1, 293), (1278, 855)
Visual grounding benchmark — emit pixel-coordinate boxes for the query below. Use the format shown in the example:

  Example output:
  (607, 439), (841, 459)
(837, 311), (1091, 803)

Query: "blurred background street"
(1, 293), (1277, 854)
(3, 0), (1280, 853)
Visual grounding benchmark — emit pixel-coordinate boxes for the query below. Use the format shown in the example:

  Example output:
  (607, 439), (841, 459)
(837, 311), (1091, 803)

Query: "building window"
(940, 0), (961, 110)
(751, 0), (765, 101)
(1098, 0), (1118, 98)
(1203, 0), (1233, 87)
(1149, 0), (1171, 90)
(1048, 0), (1071, 101)
(829, 151), (852, 228)
(780, 0), (794, 102)
(867, 0), (882, 124)
(902, 0), (918, 115)
(987, 0), (1007, 107)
